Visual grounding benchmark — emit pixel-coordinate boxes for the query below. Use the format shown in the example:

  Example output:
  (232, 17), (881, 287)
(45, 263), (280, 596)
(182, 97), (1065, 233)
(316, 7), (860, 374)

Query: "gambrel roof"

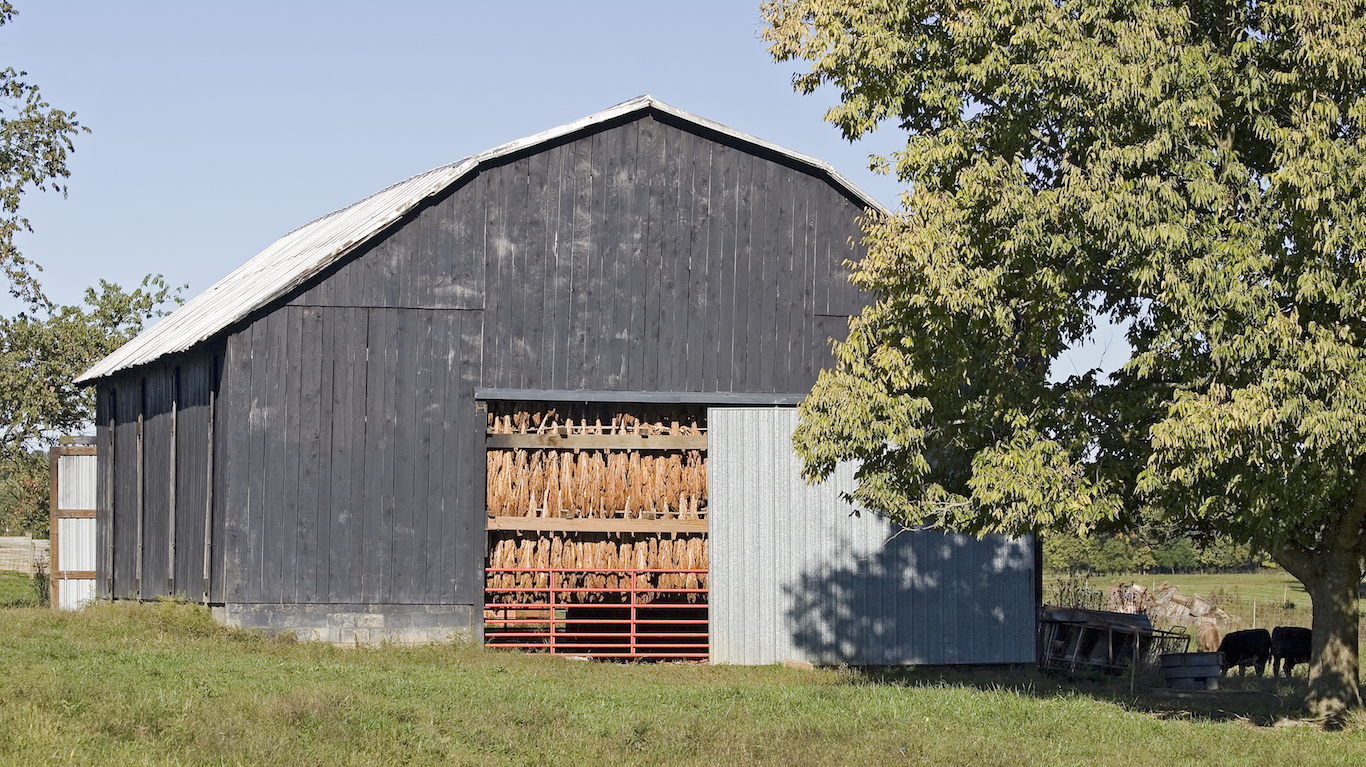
(77, 96), (881, 384)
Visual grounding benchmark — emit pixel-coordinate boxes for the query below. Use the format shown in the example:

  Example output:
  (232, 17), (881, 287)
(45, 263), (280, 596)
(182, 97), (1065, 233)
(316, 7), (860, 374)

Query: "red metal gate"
(484, 566), (708, 659)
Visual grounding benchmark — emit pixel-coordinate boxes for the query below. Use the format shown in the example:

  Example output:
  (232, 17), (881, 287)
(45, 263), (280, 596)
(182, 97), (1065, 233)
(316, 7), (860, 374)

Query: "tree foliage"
(0, 2), (85, 307)
(764, 0), (1366, 719)
(0, 278), (179, 536)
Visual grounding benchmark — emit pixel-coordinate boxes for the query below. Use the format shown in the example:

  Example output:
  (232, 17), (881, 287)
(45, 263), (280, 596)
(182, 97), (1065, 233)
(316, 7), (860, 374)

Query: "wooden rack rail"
(487, 516), (708, 533)
(486, 433), (708, 451)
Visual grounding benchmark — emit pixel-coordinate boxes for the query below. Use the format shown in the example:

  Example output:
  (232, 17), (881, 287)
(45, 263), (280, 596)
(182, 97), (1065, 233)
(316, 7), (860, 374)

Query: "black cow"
(1271, 626), (1312, 677)
(1218, 628), (1271, 676)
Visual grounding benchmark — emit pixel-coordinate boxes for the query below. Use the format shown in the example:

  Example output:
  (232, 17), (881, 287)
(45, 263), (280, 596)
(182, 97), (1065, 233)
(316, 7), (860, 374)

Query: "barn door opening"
(481, 402), (709, 659)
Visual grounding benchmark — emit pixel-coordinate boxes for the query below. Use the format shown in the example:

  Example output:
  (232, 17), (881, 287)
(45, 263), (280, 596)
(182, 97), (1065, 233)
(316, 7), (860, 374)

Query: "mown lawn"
(1, 600), (1363, 766)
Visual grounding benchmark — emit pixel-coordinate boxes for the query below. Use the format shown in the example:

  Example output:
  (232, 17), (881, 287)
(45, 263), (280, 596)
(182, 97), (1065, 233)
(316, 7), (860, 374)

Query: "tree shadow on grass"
(835, 663), (1331, 725)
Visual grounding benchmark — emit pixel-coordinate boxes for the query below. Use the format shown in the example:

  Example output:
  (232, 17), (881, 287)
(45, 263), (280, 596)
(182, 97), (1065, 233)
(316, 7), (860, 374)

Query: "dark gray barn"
(78, 97), (1039, 662)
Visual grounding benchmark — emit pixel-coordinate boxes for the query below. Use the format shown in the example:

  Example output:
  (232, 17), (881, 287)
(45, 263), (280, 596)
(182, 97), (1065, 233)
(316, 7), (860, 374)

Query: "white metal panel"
(57, 454), (97, 510)
(76, 96), (885, 384)
(709, 408), (1037, 666)
(58, 579), (96, 610)
(57, 518), (97, 571)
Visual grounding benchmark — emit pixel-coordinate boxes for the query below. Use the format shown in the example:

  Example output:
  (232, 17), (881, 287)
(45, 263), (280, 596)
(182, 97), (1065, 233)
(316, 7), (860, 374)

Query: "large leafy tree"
(764, 0), (1366, 720)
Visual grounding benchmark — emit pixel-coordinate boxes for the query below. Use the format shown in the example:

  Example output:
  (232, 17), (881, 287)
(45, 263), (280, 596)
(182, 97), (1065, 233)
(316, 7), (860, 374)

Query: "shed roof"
(77, 96), (883, 384)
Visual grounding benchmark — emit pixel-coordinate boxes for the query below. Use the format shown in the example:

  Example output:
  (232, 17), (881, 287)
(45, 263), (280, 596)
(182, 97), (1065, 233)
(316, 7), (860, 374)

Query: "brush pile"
(486, 533), (708, 603)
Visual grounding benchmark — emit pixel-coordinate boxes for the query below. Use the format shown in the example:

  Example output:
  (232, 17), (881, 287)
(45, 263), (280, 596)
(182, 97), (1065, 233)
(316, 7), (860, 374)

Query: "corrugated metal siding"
(58, 518), (96, 571)
(55, 451), (98, 610)
(58, 579), (96, 610)
(57, 455), (96, 510)
(708, 408), (1037, 666)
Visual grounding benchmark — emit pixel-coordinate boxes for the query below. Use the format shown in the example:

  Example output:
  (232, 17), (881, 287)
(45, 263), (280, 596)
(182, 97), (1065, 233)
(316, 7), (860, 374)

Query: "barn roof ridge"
(77, 95), (884, 384)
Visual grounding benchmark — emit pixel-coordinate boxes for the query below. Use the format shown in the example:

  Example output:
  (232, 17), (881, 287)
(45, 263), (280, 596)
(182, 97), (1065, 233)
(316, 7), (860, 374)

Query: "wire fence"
(0, 536), (50, 575)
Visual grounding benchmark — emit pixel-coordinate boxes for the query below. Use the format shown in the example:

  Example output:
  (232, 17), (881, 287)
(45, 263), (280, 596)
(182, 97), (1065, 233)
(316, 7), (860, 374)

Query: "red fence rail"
(484, 567), (708, 659)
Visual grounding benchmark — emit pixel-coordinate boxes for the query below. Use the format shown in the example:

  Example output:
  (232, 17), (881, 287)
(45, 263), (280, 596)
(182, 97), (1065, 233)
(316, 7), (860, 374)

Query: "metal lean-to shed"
(77, 96), (1039, 660)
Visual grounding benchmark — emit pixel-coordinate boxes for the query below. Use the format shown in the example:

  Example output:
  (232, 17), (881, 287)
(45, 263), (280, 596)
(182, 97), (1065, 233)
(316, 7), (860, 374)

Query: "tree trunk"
(1277, 537), (1365, 724)
(1301, 562), (1363, 723)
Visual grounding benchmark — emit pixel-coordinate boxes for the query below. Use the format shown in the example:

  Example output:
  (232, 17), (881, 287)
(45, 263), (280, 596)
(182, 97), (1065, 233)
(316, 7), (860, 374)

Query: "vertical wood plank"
(583, 129), (609, 387)
(730, 153), (756, 391)
(523, 149), (549, 389)
(603, 122), (631, 388)
(707, 142), (737, 393)
(419, 310), (445, 602)
(379, 307), (400, 602)
(458, 310), (484, 605)
(297, 306), (322, 602)
(329, 307), (362, 602)
(550, 144), (576, 390)
(312, 310), (333, 603)
(484, 167), (511, 386)
(392, 308), (418, 603)
(361, 309), (386, 602)
(639, 117), (666, 391)
(798, 179), (819, 386)
(699, 142), (730, 393)
(263, 310), (290, 603)
(96, 388), (112, 597)
(756, 161), (780, 392)
(772, 167), (797, 391)
(625, 119), (648, 391)
(569, 138), (594, 389)
(202, 356), (217, 599)
(686, 140), (713, 392)
(439, 311), (462, 603)
(167, 369), (177, 595)
(452, 175), (486, 310)
(657, 127), (689, 390)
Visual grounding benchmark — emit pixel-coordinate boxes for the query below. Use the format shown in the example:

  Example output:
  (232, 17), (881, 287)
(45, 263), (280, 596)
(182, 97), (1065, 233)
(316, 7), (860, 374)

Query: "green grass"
(1, 601), (1364, 766)
(0, 571), (39, 608)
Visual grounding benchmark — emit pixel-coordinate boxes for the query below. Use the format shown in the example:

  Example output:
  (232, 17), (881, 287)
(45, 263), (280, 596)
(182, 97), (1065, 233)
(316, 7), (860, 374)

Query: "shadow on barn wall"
(783, 530), (1035, 666)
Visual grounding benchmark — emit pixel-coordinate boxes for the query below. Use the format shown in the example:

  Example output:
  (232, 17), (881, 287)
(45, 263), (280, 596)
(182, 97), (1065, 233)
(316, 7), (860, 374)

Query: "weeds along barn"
(76, 97), (1039, 664)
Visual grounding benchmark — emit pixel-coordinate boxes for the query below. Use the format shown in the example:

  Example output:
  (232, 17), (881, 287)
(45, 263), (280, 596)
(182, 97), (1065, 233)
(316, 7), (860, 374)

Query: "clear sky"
(4, 1), (903, 305)
(3, 0), (1126, 376)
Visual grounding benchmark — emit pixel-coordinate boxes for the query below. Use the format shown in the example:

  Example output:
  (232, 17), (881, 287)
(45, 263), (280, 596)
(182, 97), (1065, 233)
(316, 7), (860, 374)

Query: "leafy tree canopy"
(763, 0), (1366, 720)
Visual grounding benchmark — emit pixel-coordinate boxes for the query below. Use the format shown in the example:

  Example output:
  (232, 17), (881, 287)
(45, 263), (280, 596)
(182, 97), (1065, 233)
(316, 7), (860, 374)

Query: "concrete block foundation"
(211, 603), (479, 646)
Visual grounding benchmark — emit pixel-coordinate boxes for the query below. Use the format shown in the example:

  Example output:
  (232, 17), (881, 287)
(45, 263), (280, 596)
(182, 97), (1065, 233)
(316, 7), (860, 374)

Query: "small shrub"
(32, 557), (50, 607)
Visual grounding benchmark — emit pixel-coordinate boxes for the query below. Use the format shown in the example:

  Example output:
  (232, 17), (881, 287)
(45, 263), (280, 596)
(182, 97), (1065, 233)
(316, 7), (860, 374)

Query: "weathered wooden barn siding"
(214, 307), (483, 606)
(95, 350), (220, 601)
(287, 113), (867, 392)
(97, 110), (869, 609)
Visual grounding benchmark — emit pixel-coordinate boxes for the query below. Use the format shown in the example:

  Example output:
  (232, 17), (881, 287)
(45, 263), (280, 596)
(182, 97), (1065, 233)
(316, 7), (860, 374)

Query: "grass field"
(1, 596), (1364, 766)
(0, 571), (40, 608)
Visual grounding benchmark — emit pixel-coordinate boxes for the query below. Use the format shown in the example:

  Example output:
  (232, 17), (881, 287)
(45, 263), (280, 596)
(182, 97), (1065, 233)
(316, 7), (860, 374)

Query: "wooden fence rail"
(0, 536), (50, 575)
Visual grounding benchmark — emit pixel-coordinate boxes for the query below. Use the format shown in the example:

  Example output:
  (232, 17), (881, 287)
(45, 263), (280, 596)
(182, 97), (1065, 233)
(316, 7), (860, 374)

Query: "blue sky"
(5, 1), (902, 304)
(4, 1), (1126, 376)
